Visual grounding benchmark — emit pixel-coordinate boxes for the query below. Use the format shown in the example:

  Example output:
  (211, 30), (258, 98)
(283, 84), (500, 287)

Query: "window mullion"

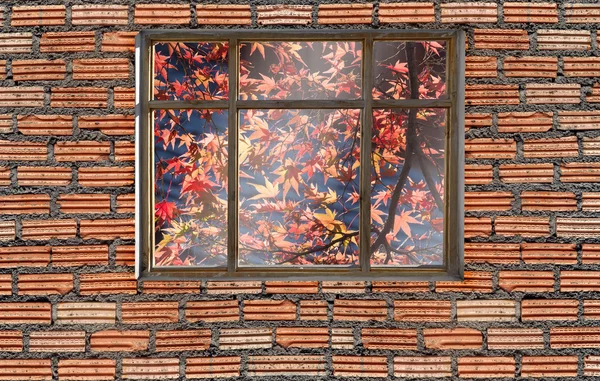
(227, 38), (239, 275)
(360, 36), (374, 274)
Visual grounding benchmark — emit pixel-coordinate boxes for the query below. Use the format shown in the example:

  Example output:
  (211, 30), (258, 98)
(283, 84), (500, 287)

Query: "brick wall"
(0, 1), (600, 379)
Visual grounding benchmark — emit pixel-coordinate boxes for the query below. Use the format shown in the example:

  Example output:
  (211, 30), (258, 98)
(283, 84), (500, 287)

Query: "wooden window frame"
(135, 29), (465, 281)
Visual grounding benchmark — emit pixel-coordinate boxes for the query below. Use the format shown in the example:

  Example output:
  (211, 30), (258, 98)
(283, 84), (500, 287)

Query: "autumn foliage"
(153, 40), (446, 267)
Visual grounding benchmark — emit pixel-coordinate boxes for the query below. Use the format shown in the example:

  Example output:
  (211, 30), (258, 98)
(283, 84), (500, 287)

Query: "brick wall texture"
(0, 0), (600, 379)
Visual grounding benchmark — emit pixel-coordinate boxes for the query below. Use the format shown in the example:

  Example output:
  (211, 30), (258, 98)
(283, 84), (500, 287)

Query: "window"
(135, 30), (465, 280)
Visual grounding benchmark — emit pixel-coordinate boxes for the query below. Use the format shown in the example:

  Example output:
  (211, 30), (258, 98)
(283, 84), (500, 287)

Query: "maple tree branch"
(414, 147), (444, 212)
(370, 42), (420, 256)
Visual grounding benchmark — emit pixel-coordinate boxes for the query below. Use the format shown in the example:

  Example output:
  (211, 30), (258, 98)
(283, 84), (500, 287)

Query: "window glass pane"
(370, 108), (445, 266)
(239, 41), (362, 100)
(154, 109), (228, 267)
(238, 109), (361, 266)
(153, 42), (229, 101)
(373, 41), (446, 100)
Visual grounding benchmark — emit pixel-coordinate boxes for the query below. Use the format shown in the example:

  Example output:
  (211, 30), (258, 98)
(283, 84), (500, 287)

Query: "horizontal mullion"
(236, 99), (365, 109)
(373, 99), (452, 109)
(149, 100), (229, 110)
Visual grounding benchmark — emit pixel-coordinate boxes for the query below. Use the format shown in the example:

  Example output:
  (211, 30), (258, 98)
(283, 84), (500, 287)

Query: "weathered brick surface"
(0, 2), (596, 379)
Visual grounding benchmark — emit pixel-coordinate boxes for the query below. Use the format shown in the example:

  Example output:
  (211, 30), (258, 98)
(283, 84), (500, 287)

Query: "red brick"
(465, 191), (512, 212)
(54, 141), (110, 162)
(78, 167), (134, 187)
(334, 299), (387, 321)
(561, 271), (600, 292)
(522, 299), (578, 321)
(115, 245), (135, 266)
(464, 242), (520, 264)
(465, 57), (497, 78)
(437, 271), (493, 293)
(583, 244), (600, 264)
(0, 167), (10, 187)
(186, 357), (240, 379)
(135, 4), (190, 24)
(0, 33), (32, 54)
(142, 281), (200, 294)
(122, 302), (178, 324)
(318, 4), (373, 24)
(441, 3), (497, 23)
(102, 32), (137, 52)
(394, 300), (451, 321)
(0, 359), (52, 381)
(521, 242), (577, 264)
(40, 32), (95, 53)
(526, 83), (581, 104)
(244, 300), (296, 321)
(12, 59), (66, 81)
(584, 300), (600, 320)
(196, 5), (251, 25)
(78, 114), (134, 135)
(458, 357), (515, 378)
(495, 216), (550, 237)
(300, 300), (328, 320)
(474, 29), (529, 50)
(51, 87), (108, 108)
(456, 300), (516, 321)
(584, 137), (600, 156)
(73, 59), (129, 81)
(465, 113), (492, 130)
(79, 273), (137, 295)
(504, 2), (558, 23)
(373, 281), (429, 293)
(80, 218), (134, 240)
(551, 327), (600, 348)
(122, 358), (179, 379)
(52, 245), (109, 266)
(276, 327), (328, 348)
(559, 111), (600, 130)
(522, 356), (578, 378)
(564, 57), (600, 77)
(72, 5), (128, 26)
(0, 87), (44, 107)
(362, 328), (417, 350)
(0, 194), (50, 214)
(379, 3), (435, 23)
(424, 328), (482, 349)
(466, 138), (516, 159)
(588, 84), (600, 103)
(58, 359), (116, 381)
(521, 191), (577, 211)
(332, 356), (387, 378)
(17, 166), (72, 186)
(499, 271), (554, 293)
(257, 5), (312, 25)
(21, 219), (77, 240)
(116, 193), (134, 213)
(186, 300), (239, 322)
(465, 164), (493, 185)
(115, 141), (134, 161)
(0, 246), (50, 268)
(466, 84), (519, 105)
(0, 140), (46, 161)
(0, 221), (15, 241)
(0, 331), (22, 352)
(249, 356), (325, 377)
(57, 194), (110, 214)
(90, 330), (149, 352)
(17, 115), (72, 136)
(220, 328), (273, 350)
(537, 29), (591, 50)
(322, 281), (365, 293)
(205, 281), (261, 294)
(56, 302), (116, 324)
(29, 331), (85, 352)
(0, 274), (10, 295)
(0, 115), (9, 133)
(265, 281), (318, 294)
(464, 217), (492, 238)
(18, 273), (73, 295)
(565, 3), (600, 23)
(394, 357), (451, 378)
(332, 328), (353, 349)
(504, 56), (557, 78)
(500, 163), (554, 183)
(0, 302), (51, 324)
(557, 218), (600, 238)
(12, 5), (65, 26)
(498, 111), (552, 133)
(114, 87), (134, 109)
(156, 329), (211, 352)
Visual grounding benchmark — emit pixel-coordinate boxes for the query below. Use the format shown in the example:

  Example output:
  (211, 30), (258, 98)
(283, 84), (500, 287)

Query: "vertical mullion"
(227, 38), (239, 274)
(360, 36), (374, 274)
